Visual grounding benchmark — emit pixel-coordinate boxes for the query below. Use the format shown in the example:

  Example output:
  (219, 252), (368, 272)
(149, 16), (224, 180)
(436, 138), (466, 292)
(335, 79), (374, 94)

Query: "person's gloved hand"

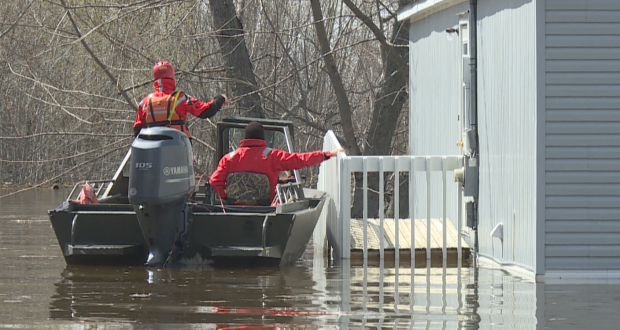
(214, 94), (230, 108)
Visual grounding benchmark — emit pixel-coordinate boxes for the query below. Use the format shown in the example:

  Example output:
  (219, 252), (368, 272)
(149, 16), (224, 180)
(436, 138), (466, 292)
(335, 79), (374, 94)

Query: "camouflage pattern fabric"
(226, 172), (271, 205)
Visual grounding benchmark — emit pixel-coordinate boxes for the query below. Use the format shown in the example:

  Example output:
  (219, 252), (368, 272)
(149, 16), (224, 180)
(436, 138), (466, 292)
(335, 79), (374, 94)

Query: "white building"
(398, 0), (620, 279)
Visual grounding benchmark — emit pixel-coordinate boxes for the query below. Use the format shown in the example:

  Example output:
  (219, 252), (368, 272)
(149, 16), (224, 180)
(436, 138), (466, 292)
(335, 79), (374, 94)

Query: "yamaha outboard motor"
(129, 127), (195, 267)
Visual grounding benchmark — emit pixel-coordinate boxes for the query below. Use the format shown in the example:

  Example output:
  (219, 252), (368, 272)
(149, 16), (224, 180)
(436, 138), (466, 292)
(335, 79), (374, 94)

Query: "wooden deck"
(349, 218), (471, 267)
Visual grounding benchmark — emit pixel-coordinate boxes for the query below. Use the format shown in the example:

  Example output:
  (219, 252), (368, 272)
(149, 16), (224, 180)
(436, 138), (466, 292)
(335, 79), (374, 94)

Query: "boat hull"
(48, 189), (325, 266)
(48, 203), (148, 265)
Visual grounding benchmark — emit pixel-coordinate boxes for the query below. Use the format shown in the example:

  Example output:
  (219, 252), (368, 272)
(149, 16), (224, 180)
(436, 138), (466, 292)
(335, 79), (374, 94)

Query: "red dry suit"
(209, 139), (333, 201)
(133, 78), (224, 138)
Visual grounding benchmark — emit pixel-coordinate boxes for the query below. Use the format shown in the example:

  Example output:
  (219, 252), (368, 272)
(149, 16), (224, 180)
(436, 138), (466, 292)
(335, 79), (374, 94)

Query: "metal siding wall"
(476, 0), (538, 271)
(408, 2), (469, 231)
(545, 0), (620, 271)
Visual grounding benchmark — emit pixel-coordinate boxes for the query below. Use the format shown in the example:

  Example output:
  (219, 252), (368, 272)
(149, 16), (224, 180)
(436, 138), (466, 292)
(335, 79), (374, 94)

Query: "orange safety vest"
(145, 92), (192, 138)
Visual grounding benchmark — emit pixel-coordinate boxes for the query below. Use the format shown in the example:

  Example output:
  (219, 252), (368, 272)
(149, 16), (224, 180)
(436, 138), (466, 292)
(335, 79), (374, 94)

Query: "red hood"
(240, 139), (267, 148)
(154, 78), (175, 94)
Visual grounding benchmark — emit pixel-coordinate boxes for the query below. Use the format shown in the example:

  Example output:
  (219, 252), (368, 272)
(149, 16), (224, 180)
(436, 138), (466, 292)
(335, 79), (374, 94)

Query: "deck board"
(349, 218), (470, 265)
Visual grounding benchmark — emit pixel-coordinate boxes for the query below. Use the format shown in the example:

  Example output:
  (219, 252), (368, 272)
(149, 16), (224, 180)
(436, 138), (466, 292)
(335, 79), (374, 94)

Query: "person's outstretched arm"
(183, 93), (229, 119)
(271, 147), (344, 171)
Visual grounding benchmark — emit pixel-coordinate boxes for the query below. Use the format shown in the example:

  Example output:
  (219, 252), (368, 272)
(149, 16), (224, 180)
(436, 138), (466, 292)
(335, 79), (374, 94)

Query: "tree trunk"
(351, 0), (411, 218)
(309, 0), (361, 155)
(385, 172), (410, 219)
(209, 0), (264, 118)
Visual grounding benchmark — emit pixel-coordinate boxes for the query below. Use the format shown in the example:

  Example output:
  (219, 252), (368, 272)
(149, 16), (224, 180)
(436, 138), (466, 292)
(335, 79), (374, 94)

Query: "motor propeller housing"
(129, 127), (195, 266)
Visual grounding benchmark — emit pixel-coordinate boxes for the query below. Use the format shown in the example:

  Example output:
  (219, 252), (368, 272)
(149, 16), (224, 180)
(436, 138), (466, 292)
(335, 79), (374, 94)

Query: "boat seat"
(97, 193), (123, 204)
(226, 172), (272, 206)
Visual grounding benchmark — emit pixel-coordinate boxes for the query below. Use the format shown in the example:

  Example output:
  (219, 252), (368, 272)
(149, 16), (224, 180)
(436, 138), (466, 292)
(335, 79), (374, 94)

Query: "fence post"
(410, 158), (416, 267)
(339, 156), (351, 259)
(363, 158), (368, 260)
(426, 157), (431, 261)
(442, 156), (447, 266)
(394, 157), (400, 266)
(379, 157), (384, 260)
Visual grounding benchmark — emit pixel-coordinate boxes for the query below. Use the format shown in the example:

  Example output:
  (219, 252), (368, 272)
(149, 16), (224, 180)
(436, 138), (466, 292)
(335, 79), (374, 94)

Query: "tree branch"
(342, 0), (408, 74)
(59, 0), (138, 111)
(0, 143), (130, 199)
(0, 0), (35, 40)
(310, 0), (361, 155)
(0, 132), (130, 140)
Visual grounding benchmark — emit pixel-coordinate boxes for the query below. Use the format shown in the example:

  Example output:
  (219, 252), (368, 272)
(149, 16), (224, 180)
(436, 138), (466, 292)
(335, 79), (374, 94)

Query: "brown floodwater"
(1, 188), (620, 329)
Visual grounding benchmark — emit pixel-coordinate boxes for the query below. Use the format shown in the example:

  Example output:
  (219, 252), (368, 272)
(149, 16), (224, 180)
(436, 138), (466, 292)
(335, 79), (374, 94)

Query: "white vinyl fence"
(317, 131), (464, 264)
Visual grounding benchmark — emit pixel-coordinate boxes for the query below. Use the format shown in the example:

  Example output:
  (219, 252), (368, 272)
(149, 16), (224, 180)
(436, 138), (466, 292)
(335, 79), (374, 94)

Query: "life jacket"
(76, 183), (98, 204)
(145, 91), (192, 138)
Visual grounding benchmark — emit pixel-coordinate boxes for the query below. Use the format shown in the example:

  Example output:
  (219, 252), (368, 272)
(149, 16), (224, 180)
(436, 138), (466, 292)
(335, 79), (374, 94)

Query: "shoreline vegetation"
(0, 183), (69, 190)
(0, 184), (70, 200)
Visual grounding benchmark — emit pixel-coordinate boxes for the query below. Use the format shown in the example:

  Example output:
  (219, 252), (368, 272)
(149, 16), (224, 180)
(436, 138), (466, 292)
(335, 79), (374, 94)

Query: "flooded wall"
(475, 0), (538, 271)
(407, 1), (469, 236)
(407, 0), (539, 272)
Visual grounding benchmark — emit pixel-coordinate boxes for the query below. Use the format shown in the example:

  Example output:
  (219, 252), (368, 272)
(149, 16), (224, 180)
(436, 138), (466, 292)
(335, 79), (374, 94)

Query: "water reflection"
(329, 260), (479, 329)
(0, 188), (68, 220)
(50, 264), (340, 328)
(41, 248), (620, 330)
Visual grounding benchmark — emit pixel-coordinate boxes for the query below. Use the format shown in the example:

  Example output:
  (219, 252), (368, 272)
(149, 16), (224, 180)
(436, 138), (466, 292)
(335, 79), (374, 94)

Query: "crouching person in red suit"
(209, 122), (344, 205)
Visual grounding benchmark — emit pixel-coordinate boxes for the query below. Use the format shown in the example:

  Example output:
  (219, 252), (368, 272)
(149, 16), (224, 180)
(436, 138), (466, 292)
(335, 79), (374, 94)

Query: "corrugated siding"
(545, 0), (620, 271)
(476, 0), (538, 271)
(408, 2), (469, 229)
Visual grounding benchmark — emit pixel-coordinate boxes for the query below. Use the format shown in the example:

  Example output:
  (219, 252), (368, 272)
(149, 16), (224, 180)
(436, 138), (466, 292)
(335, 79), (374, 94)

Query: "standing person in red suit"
(209, 122), (344, 204)
(133, 61), (229, 138)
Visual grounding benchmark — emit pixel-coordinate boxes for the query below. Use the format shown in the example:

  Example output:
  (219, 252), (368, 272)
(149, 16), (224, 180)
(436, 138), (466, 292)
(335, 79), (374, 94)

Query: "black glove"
(213, 94), (226, 107)
(198, 94), (226, 119)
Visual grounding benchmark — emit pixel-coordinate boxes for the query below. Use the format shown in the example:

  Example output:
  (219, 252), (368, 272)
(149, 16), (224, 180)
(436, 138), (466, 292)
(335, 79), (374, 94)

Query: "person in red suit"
(133, 61), (228, 138)
(209, 122), (344, 203)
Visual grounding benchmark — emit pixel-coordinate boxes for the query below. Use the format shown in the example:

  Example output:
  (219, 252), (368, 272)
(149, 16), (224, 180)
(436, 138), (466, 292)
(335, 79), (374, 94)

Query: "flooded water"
(1, 189), (620, 329)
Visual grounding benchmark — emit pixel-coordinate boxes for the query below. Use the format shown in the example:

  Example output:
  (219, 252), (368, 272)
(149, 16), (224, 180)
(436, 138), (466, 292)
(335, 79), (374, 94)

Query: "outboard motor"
(129, 127), (195, 267)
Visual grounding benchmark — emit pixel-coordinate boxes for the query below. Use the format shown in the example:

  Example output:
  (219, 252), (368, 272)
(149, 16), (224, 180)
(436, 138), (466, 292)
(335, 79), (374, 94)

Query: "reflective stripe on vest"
(228, 147), (271, 160)
(167, 92), (183, 121)
(145, 92), (191, 138)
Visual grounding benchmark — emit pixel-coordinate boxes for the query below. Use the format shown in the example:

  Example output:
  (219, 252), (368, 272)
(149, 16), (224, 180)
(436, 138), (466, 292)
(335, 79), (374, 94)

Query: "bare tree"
(346, 0), (412, 218)
(310, 0), (361, 155)
(0, 0), (410, 208)
(305, 0), (411, 217)
(209, 0), (264, 118)
(1, 1), (227, 186)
